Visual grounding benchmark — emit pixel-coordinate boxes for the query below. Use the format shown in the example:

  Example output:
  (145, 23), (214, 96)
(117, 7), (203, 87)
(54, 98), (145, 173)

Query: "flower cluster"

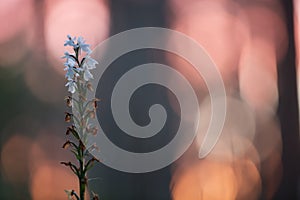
(63, 35), (98, 93)
(61, 35), (100, 200)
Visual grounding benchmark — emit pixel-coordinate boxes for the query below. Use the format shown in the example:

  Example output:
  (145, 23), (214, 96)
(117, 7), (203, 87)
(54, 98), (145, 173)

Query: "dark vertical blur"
(90, 1), (172, 200)
(276, 0), (300, 199)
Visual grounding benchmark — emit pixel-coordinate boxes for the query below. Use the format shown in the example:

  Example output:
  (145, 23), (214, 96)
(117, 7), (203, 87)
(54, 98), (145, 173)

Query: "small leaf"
(61, 161), (79, 176)
(84, 157), (100, 173)
(71, 150), (81, 160)
(66, 125), (80, 139)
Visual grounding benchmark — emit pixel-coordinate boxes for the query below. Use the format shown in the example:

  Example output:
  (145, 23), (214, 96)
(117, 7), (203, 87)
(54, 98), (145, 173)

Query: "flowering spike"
(62, 34), (100, 200)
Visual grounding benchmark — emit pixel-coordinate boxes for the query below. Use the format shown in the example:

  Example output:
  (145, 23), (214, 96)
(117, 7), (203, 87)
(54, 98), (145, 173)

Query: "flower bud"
(64, 96), (73, 107)
(65, 112), (73, 122)
(87, 82), (94, 91)
(62, 140), (71, 149)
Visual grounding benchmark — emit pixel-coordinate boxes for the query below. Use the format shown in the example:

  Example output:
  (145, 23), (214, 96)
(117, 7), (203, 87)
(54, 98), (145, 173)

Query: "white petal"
(84, 69), (94, 81)
(84, 56), (98, 69)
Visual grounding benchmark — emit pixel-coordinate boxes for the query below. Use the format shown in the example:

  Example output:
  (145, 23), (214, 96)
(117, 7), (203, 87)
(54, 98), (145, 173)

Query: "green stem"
(78, 85), (86, 200)
(80, 181), (85, 200)
(74, 46), (88, 200)
(79, 156), (86, 200)
(76, 135), (86, 200)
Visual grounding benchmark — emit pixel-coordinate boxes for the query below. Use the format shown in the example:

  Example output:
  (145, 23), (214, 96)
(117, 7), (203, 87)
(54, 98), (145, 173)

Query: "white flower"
(62, 51), (76, 62)
(65, 80), (77, 93)
(64, 57), (76, 67)
(83, 68), (93, 81)
(81, 56), (98, 81)
(64, 66), (77, 80)
(64, 35), (77, 47)
(77, 36), (92, 53)
(83, 55), (98, 69)
(63, 35), (96, 89)
(64, 58), (78, 80)
(64, 35), (92, 53)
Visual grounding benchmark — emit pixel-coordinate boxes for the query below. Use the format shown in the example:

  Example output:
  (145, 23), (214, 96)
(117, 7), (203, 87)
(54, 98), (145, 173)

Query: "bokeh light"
(239, 45), (278, 114)
(1, 134), (33, 184)
(28, 130), (80, 200)
(169, 0), (249, 86)
(168, 1), (286, 199)
(24, 60), (65, 104)
(0, 0), (34, 43)
(44, 0), (110, 74)
(30, 162), (79, 200)
(234, 158), (261, 200)
(196, 96), (256, 162)
(0, 0), (34, 67)
(171, 159), (238, 200)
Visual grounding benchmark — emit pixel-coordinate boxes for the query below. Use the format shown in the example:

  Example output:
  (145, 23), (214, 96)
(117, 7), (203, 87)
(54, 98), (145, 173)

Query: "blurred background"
(0, 0), (299, 199)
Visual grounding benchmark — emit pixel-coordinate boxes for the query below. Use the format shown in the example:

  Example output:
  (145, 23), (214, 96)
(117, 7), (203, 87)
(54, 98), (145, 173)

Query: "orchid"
(65, 80), (77, 94)
(64, 35), (77, 47)
(64, 35), (92, 54)
(61, 35), (100, 200)
(84, 55), (98, 69)
(62, 51), (76, 62)
(64, 56), (77, 67)
(77, 36), (92, 53)
(64, 66), (78, 81)
(64, 58), (78, 81)
(83, 67), (94, 81)
(80, 55), (98, 81)
(62, 35), (97, 92)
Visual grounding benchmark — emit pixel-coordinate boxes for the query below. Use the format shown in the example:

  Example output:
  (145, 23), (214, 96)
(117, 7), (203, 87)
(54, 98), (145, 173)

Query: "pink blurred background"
(0, 0), (299, 200)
